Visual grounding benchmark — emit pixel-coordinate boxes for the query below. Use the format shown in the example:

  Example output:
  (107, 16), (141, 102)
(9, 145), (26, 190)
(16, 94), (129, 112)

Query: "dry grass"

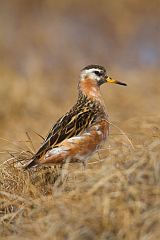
(0, 1), (160, 239)
(1, 116), (160, 240)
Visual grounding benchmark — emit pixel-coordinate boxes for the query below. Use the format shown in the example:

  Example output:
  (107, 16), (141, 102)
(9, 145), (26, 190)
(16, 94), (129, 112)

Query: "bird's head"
(80, 65), (127, 87)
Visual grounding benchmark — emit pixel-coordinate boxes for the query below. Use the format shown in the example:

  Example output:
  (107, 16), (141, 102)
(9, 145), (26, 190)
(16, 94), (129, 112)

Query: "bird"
(24, 64), (127, 169)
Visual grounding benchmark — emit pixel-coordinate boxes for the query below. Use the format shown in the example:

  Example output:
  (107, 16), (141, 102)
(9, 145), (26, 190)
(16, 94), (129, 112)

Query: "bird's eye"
(94, 71), (102, 76)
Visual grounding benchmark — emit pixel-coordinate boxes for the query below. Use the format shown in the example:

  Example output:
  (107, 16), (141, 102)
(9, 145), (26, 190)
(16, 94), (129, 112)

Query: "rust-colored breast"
(39, 119), (109, 165)
(79, 78), (102, 102)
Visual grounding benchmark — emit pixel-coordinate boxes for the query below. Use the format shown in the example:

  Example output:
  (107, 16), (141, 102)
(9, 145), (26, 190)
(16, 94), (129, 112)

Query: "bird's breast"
(79, 78), (103, 102)
(40, 119), (109, 165)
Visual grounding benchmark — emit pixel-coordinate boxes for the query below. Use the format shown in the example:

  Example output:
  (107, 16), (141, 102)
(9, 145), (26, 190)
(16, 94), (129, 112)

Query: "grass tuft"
(1, 119), (160, 239)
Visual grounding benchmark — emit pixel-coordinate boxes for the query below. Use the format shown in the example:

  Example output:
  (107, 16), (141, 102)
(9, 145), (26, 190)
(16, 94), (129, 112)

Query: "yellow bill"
(106, 76), (127, 86)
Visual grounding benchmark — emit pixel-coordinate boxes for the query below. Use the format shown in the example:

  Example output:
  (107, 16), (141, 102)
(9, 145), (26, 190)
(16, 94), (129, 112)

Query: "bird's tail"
(24, 157), (39, 170)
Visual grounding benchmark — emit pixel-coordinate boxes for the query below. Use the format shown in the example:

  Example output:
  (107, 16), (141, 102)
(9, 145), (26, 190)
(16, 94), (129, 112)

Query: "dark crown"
(81, 64), (106, 73)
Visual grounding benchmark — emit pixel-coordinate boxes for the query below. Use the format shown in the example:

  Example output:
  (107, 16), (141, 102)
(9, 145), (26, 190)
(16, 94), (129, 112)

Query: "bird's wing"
(32, 106), (95, 160)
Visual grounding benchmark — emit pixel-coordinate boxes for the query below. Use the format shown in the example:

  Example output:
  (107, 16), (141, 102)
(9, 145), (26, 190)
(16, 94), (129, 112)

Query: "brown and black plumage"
(24, 65), (127, 169)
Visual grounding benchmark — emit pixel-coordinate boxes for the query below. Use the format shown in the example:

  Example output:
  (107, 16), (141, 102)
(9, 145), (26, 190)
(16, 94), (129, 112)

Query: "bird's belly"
(40, 119), (109, 165)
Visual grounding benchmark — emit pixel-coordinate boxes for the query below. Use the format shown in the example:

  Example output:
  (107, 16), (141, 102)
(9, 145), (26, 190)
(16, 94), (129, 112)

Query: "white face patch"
(80, 68), (102, 81)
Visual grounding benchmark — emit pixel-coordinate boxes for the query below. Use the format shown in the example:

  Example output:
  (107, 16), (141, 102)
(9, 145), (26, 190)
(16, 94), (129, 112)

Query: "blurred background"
(0, 0), (159, 149)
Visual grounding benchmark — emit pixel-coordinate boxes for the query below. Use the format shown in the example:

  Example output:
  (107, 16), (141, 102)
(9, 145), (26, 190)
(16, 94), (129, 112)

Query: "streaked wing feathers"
(33, 107), (95, 160)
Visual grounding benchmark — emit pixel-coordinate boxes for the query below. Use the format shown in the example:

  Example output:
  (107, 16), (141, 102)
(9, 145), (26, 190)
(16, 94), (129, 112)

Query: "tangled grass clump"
(0, 118), (160, 239)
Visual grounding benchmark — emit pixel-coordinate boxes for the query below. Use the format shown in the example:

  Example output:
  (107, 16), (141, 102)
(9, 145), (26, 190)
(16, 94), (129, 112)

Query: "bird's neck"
(78, 78), (103, 103)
